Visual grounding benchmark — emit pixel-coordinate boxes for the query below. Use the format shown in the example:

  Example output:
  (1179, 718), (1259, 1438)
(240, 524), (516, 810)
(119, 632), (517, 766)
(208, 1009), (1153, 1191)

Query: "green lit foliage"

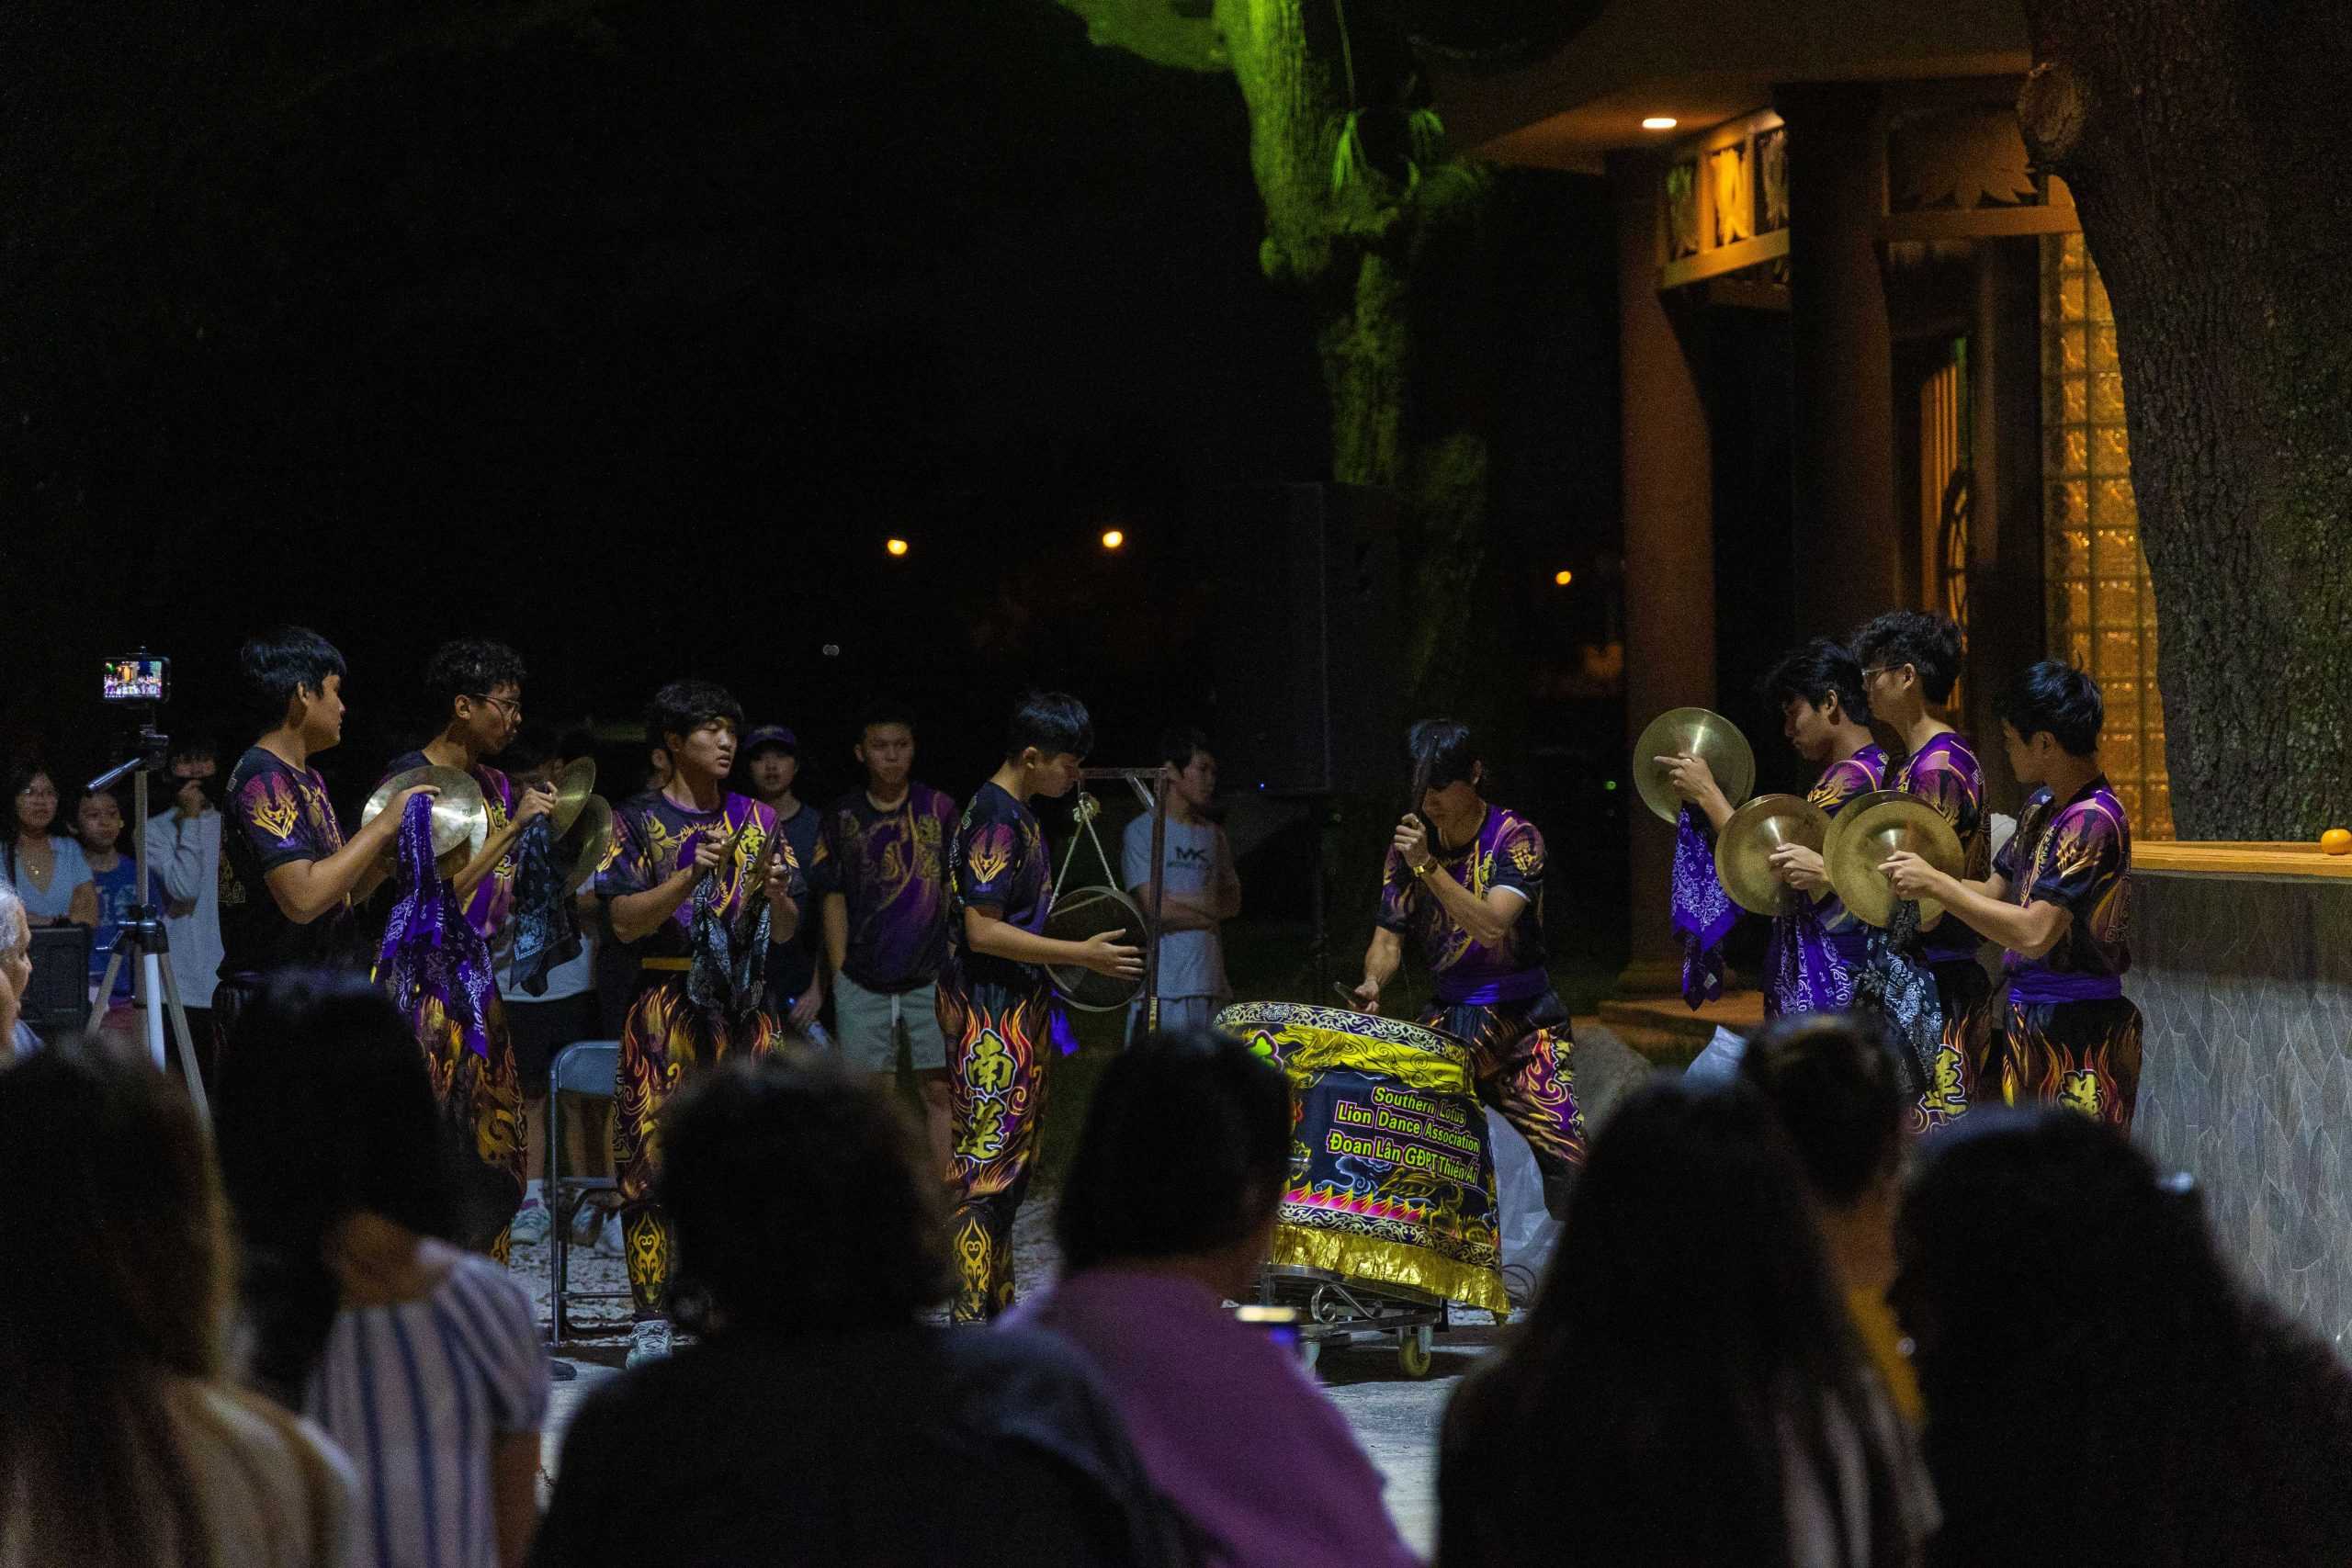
(1061, 0), (1511, 727)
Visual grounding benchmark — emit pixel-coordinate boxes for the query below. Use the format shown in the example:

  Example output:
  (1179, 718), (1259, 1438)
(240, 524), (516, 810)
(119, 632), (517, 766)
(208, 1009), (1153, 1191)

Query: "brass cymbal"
(548, 756), (597, 838)
(1714, 793), (1832, 916)
(561, 795), (614, 895)
(1633, 707), (1756, 825)
(1824, 791), (1963, 929)
(361, 764), (488, 861)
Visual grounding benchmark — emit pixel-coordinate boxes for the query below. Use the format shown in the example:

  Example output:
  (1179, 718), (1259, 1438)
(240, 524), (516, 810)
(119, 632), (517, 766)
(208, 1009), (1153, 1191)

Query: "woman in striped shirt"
(216, 970), (551, 1568)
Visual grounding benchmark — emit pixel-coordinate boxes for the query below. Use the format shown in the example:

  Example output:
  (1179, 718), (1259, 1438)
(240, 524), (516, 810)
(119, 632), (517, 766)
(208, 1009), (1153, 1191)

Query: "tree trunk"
(1214, 0), (1503, 728)
(2018, 0), (2352, 839)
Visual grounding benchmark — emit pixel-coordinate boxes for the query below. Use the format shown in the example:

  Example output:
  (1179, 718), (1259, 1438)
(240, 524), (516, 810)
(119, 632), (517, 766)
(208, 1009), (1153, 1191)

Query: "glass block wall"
(2041, 233), (2173, 839)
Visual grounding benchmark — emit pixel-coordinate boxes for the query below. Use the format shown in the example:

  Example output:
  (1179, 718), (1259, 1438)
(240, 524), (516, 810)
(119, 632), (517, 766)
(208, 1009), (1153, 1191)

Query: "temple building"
(1431, 0), (2170, 993)
(1439, 1), (2352, 1351)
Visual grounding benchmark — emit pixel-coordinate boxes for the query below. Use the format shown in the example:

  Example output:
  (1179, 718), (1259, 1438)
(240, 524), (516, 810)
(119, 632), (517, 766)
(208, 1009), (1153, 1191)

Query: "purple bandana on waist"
(378, 794), (497, 1061)
(1435, 965), (1551, 1009)
(2007, 969), (2125, 1007)
(1766, 898), (1856, 1016)
(1671, 807), (1738, 1010)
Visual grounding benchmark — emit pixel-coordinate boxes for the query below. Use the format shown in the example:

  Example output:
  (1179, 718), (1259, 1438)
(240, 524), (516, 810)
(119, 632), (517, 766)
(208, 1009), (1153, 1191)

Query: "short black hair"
(1408, 718), (1478, 790)
(1057, 1029), (1291, 1274)
(1737, 1012), (1904, 1208)
(167, 735), (219, 767)
(1004, 691), (1092, 761)
(661, 1053), (950, 1328)
(1758, 638), (1871, 727)
(646, 680), (745, 751)
(1995, 660), (2104, 756)
(1851, 610), (1964, 704)
(424, 638), (527, 713)
(237, 627), (346, 727)
(1158, 726), (1211, 773)
(860, 702), (915, 737)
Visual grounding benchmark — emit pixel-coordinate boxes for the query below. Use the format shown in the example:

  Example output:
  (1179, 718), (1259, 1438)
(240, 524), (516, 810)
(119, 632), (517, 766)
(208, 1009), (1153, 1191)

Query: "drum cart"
(1257, 1263), (1451, 1379)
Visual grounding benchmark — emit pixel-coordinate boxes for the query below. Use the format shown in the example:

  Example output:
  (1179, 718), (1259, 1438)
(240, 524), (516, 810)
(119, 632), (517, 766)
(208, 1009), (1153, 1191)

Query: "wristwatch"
(1412, 858), (1437, 879)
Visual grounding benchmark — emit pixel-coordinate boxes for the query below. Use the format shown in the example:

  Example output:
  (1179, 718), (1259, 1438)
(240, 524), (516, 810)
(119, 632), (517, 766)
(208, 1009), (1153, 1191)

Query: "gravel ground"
(519, 1024), (1654, 1560)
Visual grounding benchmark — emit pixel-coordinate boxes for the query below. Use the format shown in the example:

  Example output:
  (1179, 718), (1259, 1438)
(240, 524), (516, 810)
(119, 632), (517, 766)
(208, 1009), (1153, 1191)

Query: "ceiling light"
(1641, 116), (1678, 131)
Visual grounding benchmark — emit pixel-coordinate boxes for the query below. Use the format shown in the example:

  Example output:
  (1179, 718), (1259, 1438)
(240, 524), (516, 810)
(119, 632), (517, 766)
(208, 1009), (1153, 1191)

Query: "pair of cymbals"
(361, 765), (490, 861)
(560, 795), (614, 894)
(1824, 790), (1963, 928)
(1633, 707), (1756, 825)
(1714, 794), (1833, 915)
(547, 757), (597, 839)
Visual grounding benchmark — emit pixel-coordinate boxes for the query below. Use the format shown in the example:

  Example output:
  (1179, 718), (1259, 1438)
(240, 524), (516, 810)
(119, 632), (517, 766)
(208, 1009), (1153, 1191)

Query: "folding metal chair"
(546, 1039), (629, 1344)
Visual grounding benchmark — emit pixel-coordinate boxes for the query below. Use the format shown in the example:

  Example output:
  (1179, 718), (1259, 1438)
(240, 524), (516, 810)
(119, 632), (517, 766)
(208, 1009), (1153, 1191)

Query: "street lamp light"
(886, 537), (910, 558)
(1101, 528), (1126, 551)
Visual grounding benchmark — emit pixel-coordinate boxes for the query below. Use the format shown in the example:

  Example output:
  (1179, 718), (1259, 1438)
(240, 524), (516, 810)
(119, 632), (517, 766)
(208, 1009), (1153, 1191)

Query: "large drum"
(1215, 1000), (1510, 1314)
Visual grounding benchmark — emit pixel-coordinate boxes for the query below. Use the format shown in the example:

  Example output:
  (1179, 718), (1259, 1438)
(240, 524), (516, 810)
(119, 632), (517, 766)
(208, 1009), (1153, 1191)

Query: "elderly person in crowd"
(1, 883), (35, 1056)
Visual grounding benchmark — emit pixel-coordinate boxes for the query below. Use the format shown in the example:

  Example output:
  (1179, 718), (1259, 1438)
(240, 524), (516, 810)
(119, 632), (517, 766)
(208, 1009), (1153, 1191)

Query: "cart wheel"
(1299, 1337), (1322, 1372)
(1397, 1324), (1434, 1379)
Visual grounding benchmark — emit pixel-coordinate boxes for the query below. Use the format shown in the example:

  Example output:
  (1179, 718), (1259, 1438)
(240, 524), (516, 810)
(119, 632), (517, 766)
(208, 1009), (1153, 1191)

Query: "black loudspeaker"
(1206, 483), (1405, 798)
(25, 924), (92, 1036)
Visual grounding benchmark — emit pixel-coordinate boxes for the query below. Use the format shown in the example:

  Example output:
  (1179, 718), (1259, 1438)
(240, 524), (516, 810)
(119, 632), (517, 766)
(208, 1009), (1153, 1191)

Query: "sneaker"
(571, 1201), (605, 1247)
(594, 1211), (626, 1258)
(627, 1319), (673, 1368)
(508, 1199), (551, 1247)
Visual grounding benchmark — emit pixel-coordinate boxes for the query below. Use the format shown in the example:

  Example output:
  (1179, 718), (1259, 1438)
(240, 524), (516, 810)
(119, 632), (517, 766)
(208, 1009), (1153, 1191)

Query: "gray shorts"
(833, 971), (947, 1074)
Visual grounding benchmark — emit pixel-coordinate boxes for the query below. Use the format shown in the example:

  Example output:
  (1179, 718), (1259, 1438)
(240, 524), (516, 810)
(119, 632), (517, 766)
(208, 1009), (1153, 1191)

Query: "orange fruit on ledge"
(2323, 829), (2352, 856)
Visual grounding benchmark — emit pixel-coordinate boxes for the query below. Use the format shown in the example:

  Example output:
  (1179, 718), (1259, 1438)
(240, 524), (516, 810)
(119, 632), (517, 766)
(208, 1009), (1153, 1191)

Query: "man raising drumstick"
(1352, 721), (1585, 1216)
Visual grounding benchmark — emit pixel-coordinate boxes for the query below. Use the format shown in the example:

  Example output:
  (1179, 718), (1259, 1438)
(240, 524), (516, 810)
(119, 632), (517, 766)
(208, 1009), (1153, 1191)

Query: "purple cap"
(743, 725), (797, 756)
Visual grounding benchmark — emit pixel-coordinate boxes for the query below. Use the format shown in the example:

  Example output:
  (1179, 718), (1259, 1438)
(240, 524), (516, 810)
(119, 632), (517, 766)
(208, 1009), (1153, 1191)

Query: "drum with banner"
(1215, 1000), (1510, 1316)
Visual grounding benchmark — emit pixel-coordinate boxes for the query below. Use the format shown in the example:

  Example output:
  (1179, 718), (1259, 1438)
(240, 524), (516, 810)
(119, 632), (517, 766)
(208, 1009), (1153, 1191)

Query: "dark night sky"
(2, 1), (1620, 851)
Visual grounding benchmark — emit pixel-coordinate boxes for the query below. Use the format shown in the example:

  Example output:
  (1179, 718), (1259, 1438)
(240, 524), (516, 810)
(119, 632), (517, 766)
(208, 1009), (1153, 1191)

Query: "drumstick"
(1407, 734), (1437, 842)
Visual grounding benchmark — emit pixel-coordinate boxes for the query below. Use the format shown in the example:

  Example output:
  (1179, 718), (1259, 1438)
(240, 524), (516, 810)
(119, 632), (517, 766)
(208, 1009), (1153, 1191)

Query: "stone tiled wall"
(2129, 870), (2352, 1351)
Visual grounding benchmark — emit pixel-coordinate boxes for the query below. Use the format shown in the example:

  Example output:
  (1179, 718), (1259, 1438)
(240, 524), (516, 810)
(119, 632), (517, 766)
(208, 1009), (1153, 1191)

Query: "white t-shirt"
(1122, 814), (1231, 1002)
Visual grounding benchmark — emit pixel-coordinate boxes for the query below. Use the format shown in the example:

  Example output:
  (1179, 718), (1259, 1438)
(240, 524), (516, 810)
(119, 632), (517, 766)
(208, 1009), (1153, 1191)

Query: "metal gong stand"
(1047, 767), (1174, 1027)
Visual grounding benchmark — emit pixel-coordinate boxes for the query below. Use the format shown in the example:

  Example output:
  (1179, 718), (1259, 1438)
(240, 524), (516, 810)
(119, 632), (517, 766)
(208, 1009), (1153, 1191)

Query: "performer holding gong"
(1351, 720), (1584, 1216)
(939, 692), (1140, 1322)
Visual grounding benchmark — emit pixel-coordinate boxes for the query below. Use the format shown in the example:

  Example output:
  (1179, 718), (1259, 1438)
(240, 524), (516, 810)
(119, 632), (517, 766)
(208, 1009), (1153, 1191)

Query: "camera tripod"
(87, 720), (209, 1120)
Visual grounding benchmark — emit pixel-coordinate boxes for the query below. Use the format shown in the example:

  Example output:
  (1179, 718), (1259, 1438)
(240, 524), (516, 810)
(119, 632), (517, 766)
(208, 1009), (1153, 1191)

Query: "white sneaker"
(627, 1319), (673, 1368)
(594, 1211), (625, 1258)
(508, 1200), (551, 1247)
(571, 1201), (605, 1247)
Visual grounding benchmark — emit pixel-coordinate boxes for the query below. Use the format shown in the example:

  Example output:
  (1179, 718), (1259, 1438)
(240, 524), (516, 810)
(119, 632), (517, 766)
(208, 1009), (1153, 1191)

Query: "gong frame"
(1071, 765), (1176, 1034)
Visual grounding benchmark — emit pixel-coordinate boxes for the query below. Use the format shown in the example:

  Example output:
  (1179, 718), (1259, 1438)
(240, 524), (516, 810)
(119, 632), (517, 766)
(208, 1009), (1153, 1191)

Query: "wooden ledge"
(2133, 841), (2352, 880)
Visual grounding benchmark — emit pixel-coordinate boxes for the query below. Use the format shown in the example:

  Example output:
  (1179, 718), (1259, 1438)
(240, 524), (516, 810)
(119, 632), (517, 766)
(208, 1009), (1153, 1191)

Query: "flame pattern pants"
(1996, 995), (2143, 1131)
(413, 991), (527, 1263)
(1417, 988), (1587, 1208)
(613, 975), (778, 1318)
(935, 977), (1054, 1324)
(1911, 957), (1996, 1135)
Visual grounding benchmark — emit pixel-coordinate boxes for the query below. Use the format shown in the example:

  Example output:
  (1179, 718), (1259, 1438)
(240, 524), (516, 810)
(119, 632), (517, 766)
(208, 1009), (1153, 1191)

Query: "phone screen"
(102, 656), (168, 704)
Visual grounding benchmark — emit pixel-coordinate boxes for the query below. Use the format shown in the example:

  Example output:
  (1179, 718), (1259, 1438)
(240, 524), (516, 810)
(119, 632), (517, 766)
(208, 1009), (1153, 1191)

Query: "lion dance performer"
(596, 680), (802, 1363)
(1883, 661), (2139, 1129)
(1351, 720), (1585, 1217)
(937, 693), (1139, 1322)
(372, 639), (560, 1261)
